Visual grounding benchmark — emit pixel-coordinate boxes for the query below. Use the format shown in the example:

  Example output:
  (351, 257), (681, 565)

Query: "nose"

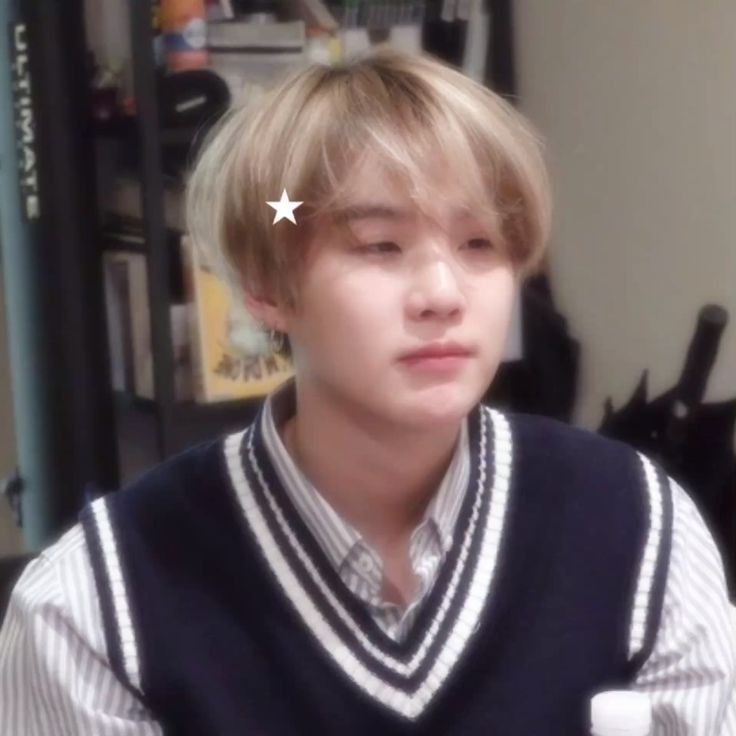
(405, 250), (466, 321)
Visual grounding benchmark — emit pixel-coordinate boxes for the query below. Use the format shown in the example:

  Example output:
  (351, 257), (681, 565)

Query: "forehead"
(335, 155), (478, 228)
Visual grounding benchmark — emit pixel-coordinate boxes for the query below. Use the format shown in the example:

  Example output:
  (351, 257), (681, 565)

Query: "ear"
(243, 290), (288, 333)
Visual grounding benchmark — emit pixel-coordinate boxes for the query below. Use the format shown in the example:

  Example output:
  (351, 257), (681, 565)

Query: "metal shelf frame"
(127, 0), (178, 459)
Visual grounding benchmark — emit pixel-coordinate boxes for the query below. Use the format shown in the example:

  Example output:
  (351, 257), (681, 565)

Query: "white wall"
(514, 1), (736, 430)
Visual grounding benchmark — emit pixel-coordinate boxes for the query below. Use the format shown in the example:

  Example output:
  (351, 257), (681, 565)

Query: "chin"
(393, 382), (481, 427)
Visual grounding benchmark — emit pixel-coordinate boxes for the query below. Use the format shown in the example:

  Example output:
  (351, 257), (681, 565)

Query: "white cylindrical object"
(590, 690), (652, 735)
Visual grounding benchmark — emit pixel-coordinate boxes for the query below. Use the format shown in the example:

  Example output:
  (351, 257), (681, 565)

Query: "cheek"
(475, 271), (517, 332)
(494, 277), (516, 320)
(328, 280), (395, 343)
(299, 270), (395, 348)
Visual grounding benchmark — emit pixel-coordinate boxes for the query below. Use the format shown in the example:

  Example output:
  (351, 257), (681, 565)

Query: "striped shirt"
(1, 386), (735, 734)
(263, 379), (470, 642)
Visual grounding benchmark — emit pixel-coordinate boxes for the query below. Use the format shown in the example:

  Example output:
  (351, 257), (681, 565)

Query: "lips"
(399, 342), (473, 360)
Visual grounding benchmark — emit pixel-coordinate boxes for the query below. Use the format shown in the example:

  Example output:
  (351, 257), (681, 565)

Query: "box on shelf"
(206, 19), (308, 103)
(102, 252), (136, 394)
(102, 249), (193, 402)
(102, 177), (186, 231)
(102, 250), (152, 398)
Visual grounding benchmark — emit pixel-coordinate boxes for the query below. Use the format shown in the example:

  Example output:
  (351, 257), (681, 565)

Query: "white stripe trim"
(91, 497), (143, 693)
(628, 452), (665, 660)
(223, 405), (513, 719)
(231, 407), (488, 675)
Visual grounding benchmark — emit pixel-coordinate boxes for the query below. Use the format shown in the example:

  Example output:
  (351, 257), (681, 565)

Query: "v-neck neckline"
(223, 400), (515, 721)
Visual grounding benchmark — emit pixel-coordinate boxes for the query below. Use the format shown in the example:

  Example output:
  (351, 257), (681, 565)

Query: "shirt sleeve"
(632, 479), (736, 735)
(0, 524), (163, 736)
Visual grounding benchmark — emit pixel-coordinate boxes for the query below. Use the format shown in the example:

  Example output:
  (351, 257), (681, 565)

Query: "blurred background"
(1, 1), (734, 603)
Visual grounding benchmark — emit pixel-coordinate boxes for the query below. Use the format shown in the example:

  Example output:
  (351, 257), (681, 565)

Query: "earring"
(256, 320), (286, 354)
(269, 329), (285, 354)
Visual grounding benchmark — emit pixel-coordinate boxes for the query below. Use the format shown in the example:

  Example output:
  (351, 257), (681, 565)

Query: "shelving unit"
(91, 2), (268, 471)
(93, 0), (516, 476)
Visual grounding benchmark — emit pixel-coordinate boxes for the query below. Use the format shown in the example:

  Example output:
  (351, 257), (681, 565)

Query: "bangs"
(280, 56), (540, 269)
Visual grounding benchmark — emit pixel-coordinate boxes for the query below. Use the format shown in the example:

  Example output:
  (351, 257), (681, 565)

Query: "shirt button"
(358, 556), (374, 574)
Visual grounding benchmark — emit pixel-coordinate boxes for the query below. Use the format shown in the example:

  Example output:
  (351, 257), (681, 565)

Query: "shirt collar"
(261, 376), (470, 569)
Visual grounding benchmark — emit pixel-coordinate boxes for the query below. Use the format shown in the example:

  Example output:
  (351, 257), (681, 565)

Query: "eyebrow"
(339, 203), (474, 223)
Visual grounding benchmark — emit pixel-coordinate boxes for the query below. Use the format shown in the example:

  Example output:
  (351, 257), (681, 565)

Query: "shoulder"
(485, 407), (676, 548)
(78, 430), (252, 556)
(91, 433), (236, 522)
(668, 477), (732, 585)
(120, 434), (231, 496)
(488, 407), (654, 494)
(498, 408), (633, 458)
(12, 522), (90, 598)
(5, 523), (109, 659)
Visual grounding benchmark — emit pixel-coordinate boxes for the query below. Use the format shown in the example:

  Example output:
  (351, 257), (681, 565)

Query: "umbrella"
(598, 305), (736, 600)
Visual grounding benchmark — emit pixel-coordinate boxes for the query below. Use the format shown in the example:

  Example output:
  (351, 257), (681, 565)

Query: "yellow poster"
(182, 236), (293, 403)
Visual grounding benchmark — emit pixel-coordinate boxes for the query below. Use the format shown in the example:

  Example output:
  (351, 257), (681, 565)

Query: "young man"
(1, 46), (735, 735)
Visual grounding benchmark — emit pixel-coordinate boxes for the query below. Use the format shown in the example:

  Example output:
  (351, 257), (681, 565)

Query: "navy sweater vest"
(79, 403), (673, 735)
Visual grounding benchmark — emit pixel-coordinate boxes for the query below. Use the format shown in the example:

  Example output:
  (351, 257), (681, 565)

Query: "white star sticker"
(266, 189), (303, 225)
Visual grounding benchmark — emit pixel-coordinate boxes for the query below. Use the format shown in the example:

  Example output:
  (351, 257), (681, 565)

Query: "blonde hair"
(186, 44), (552, 349)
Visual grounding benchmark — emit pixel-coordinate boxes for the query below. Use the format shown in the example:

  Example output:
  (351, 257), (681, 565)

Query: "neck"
(279, 380), (462, 552)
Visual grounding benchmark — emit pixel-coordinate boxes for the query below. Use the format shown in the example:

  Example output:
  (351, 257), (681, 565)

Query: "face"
(269, 157), (517, 432)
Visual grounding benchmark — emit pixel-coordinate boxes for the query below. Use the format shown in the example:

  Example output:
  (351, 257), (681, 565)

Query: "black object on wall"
(0, 0), (119, 550)
(598, 305), (736, 600)
(421, 0), (515, 98)
(485, 0), (516, 99)
(484, 274), (581, 424)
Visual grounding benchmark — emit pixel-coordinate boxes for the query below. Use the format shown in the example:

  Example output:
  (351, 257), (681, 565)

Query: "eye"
(465, 238), (495, 250)
(359, 242), (400, 254)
